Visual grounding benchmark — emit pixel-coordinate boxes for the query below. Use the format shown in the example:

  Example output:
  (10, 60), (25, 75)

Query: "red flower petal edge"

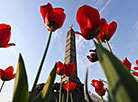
(133, 72), (138, 77)
(122, 58), (131, 71)
(95, 87), (106, 96)
(136, 60), (138, 66)
(0, 66), (15, 81)
(0, 24), (15, 48)
(63, 81), (77, 92)
(56, 61), (76, 76)
(98, 18), (117, 42)
(91, 79), (104, 89)
(40, 3), (66, 32)
(134, 67), (138, 70)
(75, 5), (101, 40)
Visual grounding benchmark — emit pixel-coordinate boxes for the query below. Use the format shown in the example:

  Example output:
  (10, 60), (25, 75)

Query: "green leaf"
(34, 63), (57, 102)
(95, 41), (138, 102)
(12, 54), (29, 102)
(85, 68), (93, 102)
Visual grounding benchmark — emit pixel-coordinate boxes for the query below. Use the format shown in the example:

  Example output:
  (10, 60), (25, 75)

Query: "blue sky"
(0, 0), (138, 101)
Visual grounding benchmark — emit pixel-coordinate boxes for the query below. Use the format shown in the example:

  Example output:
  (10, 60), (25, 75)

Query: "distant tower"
(33, 25), (85, 102)
(62, 25), (84, 101)
(64, 25), (77, 77)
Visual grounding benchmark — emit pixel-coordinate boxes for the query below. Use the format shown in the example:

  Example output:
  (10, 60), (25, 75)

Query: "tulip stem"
(105, 39), (113, 54)
(105, 88), (115, 102)
(29, 26), (53, 101)
(0, 81), (5, 93)
(101, 96), (104, 102)
(59, 76), (62, 102)
(70, 92), (73, 102)
(96, 36), (102, 46)
(66, 77), (69, 102)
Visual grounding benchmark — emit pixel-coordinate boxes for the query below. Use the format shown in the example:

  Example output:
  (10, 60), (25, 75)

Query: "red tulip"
(40, 3), (66, 32)
(64, 63), (76, 76)
(91, 79), (104, 90)
(136, 60), (138, 66)
(87, 49), (98, 63)
(0, 24), (15, 48)
(95, 87), (106, 96)
(57, 61), (66, 75)
(0, 66), (15, 81)
(134, 60), (138, 70)
(56, 62), (76, 76)
(63, 81), (76, 92)
(134, 66), (138, 70)
(98, 18), (117, 42)
(122, 58), (131, 71)
(74, 5), (101, 40)
(132, 72), (138, 77)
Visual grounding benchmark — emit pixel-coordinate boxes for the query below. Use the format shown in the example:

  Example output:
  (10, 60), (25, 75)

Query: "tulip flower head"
(91, 79), (106, 96)
(57, 61), (66, 75)
(87, 49), (98, 63)
(122, 58), (132, 71)
(95, 87), (106, 96)
(91, 79), (104, 90)
(64, 62), (76, 76)
(0, 66), (15, 81)
(56, 61), (76, 76)
(63, 81), (76, 92)
(132, 72), (138, 77)
(75, 5), (101, 40)
(132, 59), (138, 77)
(98, 18), (117, 42)
(0, 24), (15, 48)
(40, 3), (66, 32)
(134, 59), (138, 70)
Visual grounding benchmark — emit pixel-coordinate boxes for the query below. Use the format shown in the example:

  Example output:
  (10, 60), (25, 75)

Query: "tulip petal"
(136, 60), (138, 66)
(0, 69), (5, 78)
(87, 56), (93, 62)
(73, 31), (82, 35)
(40, 3), (53, 21)
(63, 81), (76, 92)
(134, 67), (138, 70)
(53, 8), (66, 29)
(4, 66), (15, 80)
(5, 66), (14, 73)
(76, 5), (100, 29)
(0, 24), (11, 47)
(133, 72), (138, 77)
(122, 58), (131, 71)
(108, 21), (117, 38)
(3, 43), (15, 48)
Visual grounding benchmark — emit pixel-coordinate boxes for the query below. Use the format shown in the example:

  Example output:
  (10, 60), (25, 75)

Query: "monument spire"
(33, 25), (85, 102)
(64, 24), (77, 77)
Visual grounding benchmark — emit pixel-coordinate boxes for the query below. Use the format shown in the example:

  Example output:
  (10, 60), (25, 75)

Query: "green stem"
(29, 26), (53, 101)
(59, 76), (62, 102)
(99, 90), (104, 102)
(66, 77), (69, 102)
(96, 36), (102, 46)
(105, 39), (113, 54)
(70, 92), (73, 102)
(101, 95), (104, 102)
(105, 88), (115, 102)
(0, 81), (5, 93)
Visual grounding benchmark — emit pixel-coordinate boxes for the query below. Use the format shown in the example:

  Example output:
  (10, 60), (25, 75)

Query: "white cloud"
(133, 21), (138, 40)
(93, 0), (111, 13)
(0, 93), (11, 102)
(99, 0), (111, 13)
